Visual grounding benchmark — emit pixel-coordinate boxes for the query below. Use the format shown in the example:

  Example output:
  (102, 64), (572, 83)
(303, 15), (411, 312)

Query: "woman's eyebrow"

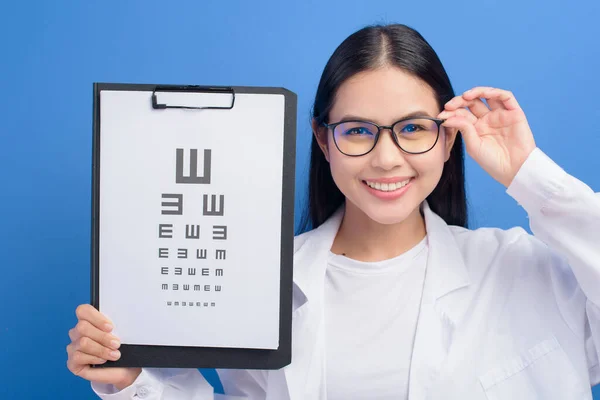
(335, 110), (435, 123)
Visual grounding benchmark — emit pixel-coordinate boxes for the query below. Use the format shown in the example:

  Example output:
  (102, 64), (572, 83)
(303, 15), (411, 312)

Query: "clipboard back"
(91, 83), (296, 369)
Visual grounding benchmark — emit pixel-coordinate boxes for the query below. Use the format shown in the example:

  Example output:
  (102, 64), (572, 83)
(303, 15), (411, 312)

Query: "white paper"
(98, 90), (285, 350)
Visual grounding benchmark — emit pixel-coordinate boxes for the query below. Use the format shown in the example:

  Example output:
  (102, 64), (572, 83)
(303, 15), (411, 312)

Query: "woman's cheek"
(330, 158), (361, 197)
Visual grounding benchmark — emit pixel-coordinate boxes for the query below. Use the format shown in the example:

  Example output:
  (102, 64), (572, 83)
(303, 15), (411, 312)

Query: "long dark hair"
(299, 23), (467, 233)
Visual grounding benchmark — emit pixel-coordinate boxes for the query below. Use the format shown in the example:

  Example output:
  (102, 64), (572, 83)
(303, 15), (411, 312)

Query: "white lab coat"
(93, 148), (600, 399)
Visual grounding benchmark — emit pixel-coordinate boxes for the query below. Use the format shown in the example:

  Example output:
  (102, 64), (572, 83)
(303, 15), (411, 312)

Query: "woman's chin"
(362, 206), (416, 226)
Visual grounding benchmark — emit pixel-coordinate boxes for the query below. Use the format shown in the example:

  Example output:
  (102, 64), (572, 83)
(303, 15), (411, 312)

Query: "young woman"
(67, 24), (600, 399)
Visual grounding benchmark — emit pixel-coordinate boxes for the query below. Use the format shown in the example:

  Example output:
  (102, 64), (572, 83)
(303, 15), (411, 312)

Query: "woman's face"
(315, 66), (457, 225)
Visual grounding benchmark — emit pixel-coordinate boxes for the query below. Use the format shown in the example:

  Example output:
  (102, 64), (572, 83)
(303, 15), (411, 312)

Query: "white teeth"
(365, 179), (411, 191)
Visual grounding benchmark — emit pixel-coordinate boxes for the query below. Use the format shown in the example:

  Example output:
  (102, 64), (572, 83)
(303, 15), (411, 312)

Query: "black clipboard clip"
(151, 85), (236, 110)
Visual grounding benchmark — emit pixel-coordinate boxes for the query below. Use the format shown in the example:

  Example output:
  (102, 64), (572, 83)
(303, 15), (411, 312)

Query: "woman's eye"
(401, 124), (423, 133)
(346, 127), (371, 135)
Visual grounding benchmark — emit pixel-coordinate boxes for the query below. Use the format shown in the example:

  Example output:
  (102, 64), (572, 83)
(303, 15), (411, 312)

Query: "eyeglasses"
(322, 117), (444, 156)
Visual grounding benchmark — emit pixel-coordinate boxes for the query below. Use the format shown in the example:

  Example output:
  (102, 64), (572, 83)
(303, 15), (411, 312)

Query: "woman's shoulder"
(449, 223), (546, 262)
(449, 223), (532, 251)
(447, 223), (573, 285)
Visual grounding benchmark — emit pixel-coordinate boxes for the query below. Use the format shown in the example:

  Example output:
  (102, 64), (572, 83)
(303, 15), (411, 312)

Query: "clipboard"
(91, 83), (296, 369)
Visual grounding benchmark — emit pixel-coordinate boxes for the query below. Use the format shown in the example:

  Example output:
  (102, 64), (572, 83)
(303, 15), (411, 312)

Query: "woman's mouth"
(361, 178), (414, 200)
(363, 178), (412, 192)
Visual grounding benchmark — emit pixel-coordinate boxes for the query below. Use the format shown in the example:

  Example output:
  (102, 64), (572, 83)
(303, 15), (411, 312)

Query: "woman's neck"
(330, 201), (426, 262)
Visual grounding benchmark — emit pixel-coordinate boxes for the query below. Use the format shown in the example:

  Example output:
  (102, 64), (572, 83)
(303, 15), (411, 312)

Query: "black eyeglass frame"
(322, 116), (446, 156)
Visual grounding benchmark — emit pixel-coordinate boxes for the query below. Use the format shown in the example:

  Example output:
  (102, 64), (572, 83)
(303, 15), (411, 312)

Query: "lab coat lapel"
(281, 207), (345, 400)
(407, 202), (471, 400)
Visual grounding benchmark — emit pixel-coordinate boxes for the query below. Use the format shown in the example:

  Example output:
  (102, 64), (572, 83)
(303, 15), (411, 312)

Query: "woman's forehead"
(330, 66), (438, 122)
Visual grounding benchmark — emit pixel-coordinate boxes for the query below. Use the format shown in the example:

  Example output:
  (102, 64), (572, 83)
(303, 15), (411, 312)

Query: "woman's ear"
(443, 125), (458, 162)
(312, 119), (330, 162)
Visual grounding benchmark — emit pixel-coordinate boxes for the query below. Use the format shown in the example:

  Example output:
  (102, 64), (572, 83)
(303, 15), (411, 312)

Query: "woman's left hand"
(438, 87), (537, 188)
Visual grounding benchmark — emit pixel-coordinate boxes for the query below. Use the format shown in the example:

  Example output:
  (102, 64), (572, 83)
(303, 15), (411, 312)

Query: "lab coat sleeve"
(91, 367), (267, 399)
(506, 147), (600, 385)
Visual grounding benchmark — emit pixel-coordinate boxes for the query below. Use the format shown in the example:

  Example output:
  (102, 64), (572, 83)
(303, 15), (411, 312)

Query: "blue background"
(1, 0), (599, 398)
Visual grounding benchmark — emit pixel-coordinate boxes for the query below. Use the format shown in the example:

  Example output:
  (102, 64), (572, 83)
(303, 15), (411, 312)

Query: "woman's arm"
(506, 148), (600, 305)
(440, 86), (600, 385)
(505, 148), (600, 385)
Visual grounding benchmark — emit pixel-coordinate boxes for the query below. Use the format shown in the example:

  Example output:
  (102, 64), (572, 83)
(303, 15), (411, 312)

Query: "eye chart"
(91, 84), (295, 369)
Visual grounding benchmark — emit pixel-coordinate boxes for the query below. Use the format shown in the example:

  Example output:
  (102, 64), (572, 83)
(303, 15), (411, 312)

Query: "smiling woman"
(67, 23), (600, 400)
(312, 67), (456, 247)
(305, 25), (468, 235)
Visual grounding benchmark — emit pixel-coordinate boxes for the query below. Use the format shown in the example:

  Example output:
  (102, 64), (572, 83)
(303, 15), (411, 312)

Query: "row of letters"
(158, 248), (227, 259)
(158, 224), (227, 240)
(160, 267), (223, 276)
(161, 193), (224, 216)
(167, 301), (216, 307)
(162, 283), (222, 291)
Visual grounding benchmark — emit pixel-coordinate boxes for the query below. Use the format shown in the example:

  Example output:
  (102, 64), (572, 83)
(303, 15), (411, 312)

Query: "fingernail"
(110, 340), (121, 350)
(110, 350), (121, 359)
(103, 323), (113, 332)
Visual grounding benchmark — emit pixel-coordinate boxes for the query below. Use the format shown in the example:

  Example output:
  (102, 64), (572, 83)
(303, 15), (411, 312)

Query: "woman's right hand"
(67, 304), (142, 391)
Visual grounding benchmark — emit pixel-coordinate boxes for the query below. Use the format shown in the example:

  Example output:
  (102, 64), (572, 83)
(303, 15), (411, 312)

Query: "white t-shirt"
(325, 237), (428, 400)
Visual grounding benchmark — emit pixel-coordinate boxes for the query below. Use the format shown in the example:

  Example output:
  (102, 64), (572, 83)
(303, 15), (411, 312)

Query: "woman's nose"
(370, 129), (406, 170)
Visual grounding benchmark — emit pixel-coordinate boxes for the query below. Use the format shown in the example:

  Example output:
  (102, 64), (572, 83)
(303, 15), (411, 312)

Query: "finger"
(70, 320), (121, 350)
(442, 116), (481, 154)
(67, 363), (120, 385)
(76, 336), (121, 362)
(465, 98), (490, 118)
(443, 95), (464, 111)
(439, 108), (478, 124)
(67, 360), (89, 378)
(70, 350), (108, 367)
(444, 97), (490, 117)
(461, 86), (495, 101)
(76, 304), (114, 333)
(456, 109), (478, 125)
(471, 88), (520, 111)
(444, 87), (493, 110)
